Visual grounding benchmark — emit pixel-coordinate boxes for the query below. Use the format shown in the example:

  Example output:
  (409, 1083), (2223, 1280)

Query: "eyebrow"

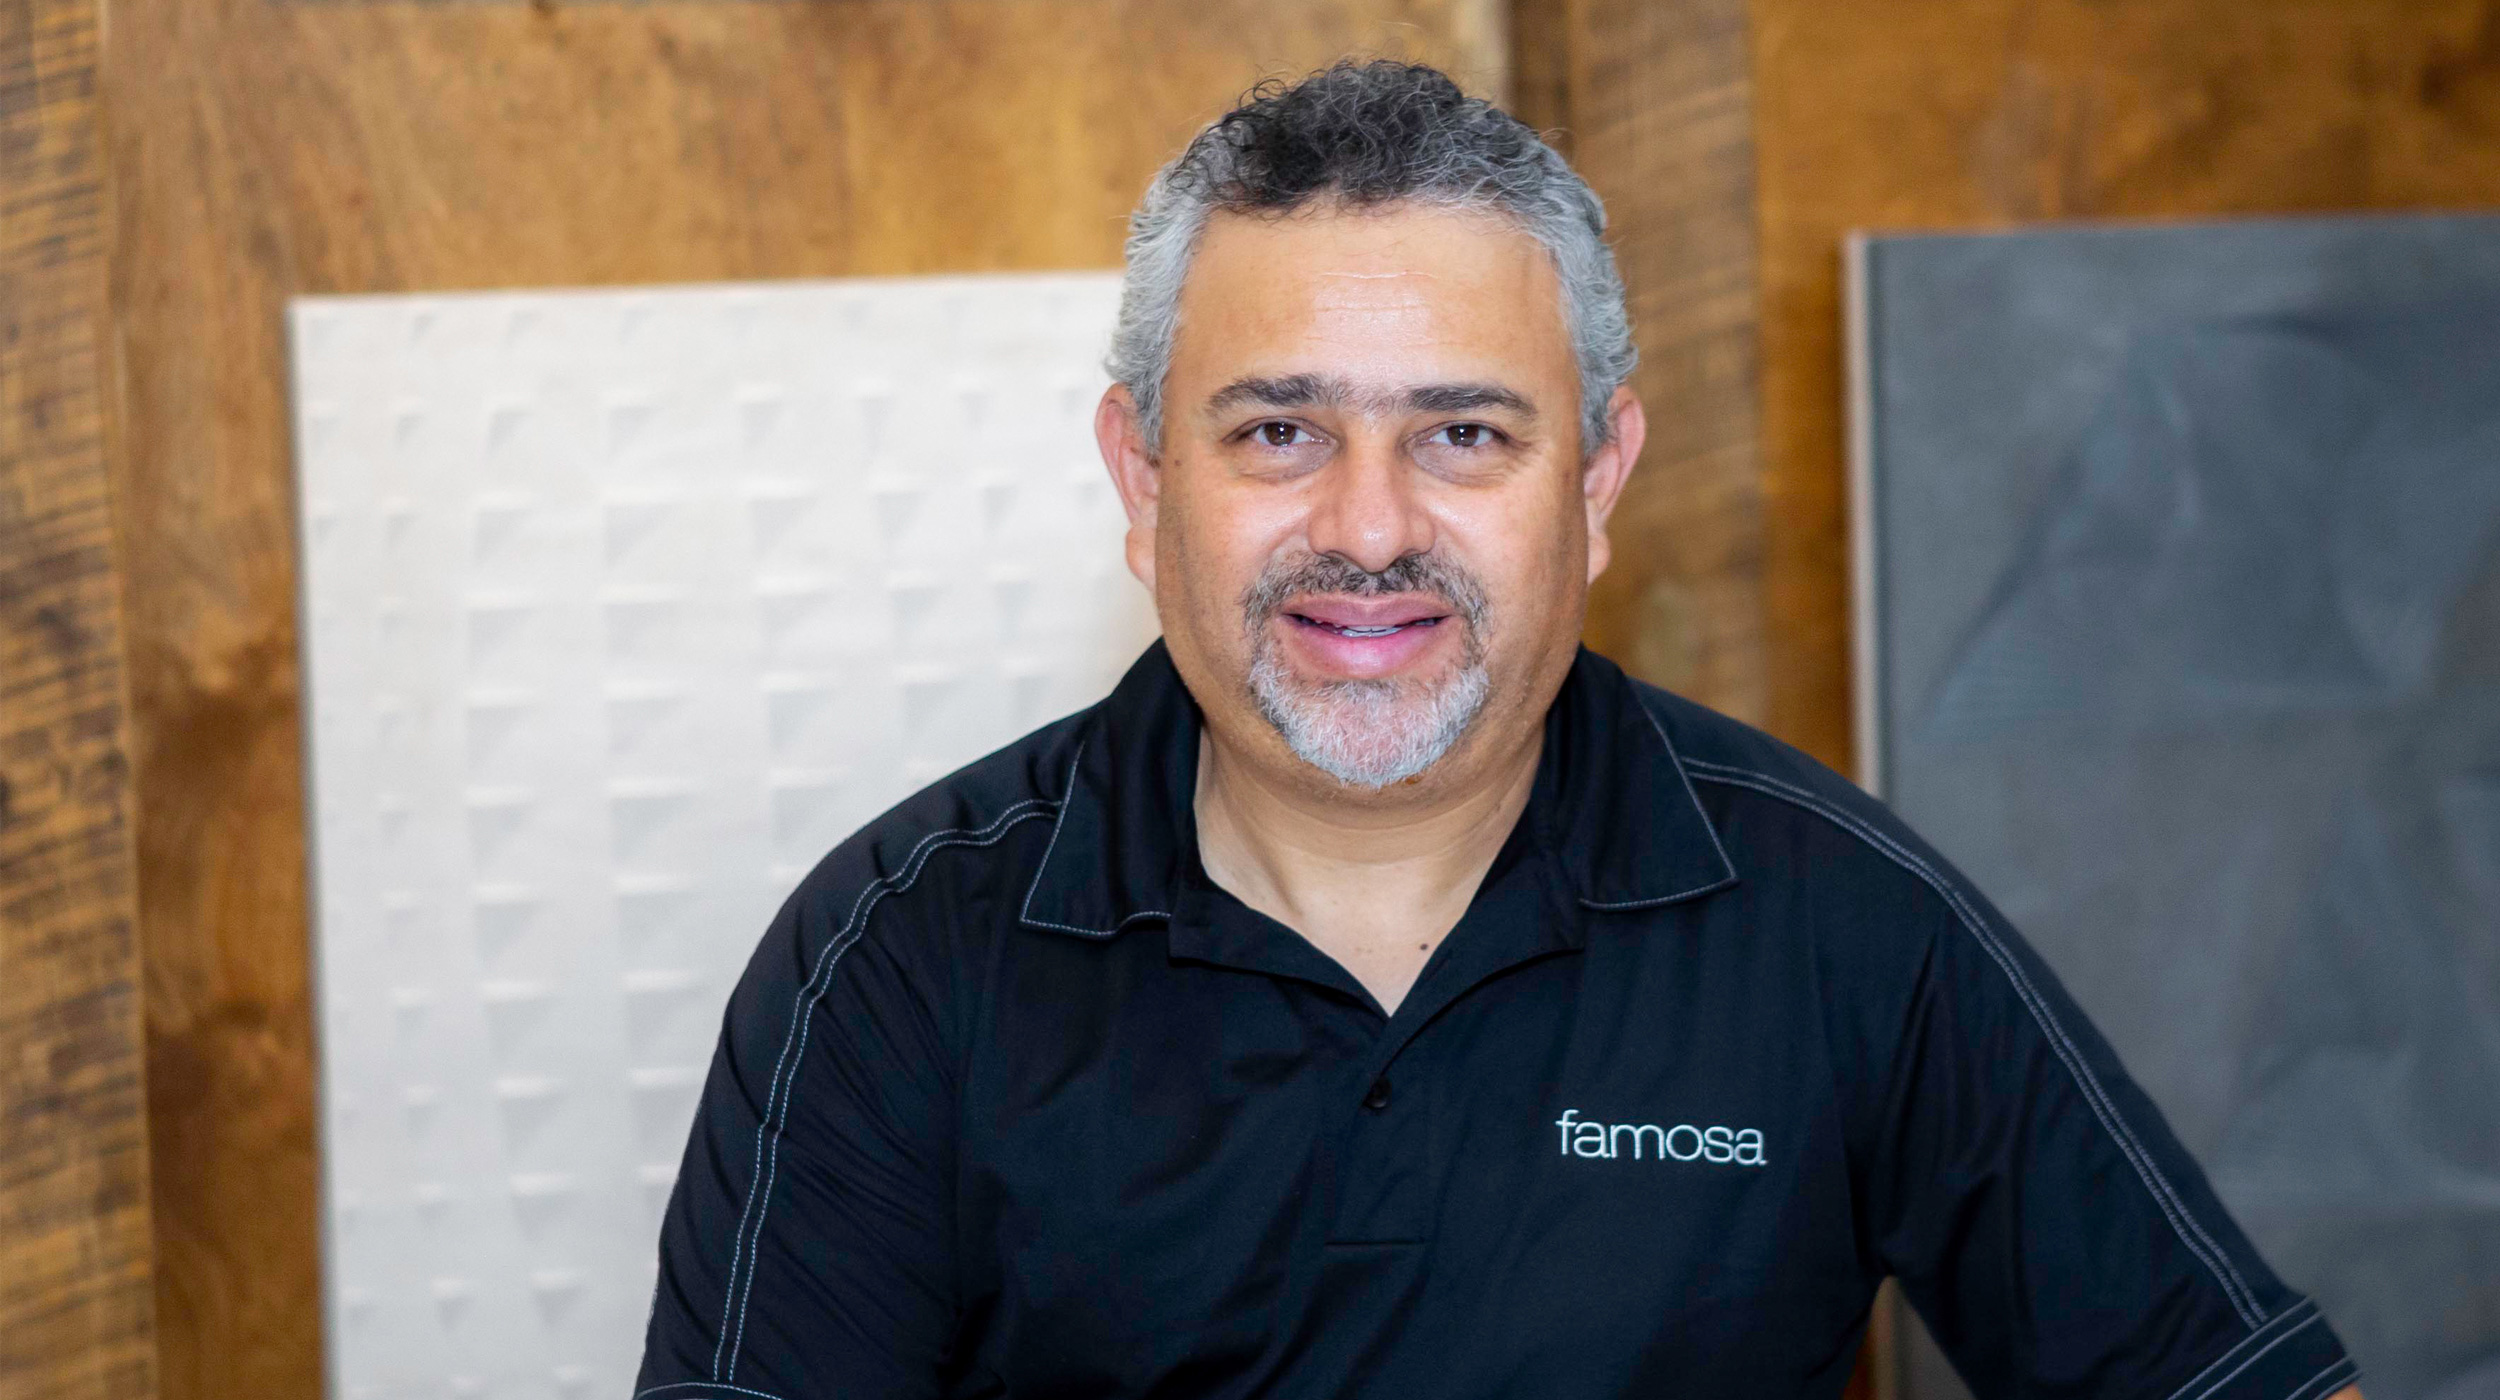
(1205, 373), (1348, 414)
(1402, 383), (1536, 418)
(1202, 375), (1538, 422)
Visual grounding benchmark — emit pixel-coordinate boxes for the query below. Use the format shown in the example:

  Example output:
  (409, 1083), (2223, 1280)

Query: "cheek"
(1156, 478), (1278, 647)
(1447, 481), (1587, 627)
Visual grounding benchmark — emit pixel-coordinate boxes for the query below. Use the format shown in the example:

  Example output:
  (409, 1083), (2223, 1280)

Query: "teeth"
(1338, 625), (1402, 637)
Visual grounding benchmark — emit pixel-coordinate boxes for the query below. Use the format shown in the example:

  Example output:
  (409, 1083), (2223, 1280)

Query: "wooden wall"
(0, 0), (158, 1398)
(11, 3), (2497, 1399)
(1518, 0), (1768, 729)
(98, 4), (1502, 1398)
(1751, 0), (2500, 775)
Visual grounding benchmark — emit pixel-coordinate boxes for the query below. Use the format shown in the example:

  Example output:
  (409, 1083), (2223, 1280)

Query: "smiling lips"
(1279, 596), (1455, 678)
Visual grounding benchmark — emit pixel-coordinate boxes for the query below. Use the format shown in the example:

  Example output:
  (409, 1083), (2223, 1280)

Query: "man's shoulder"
(775, 706), (1093, 942)
(1616, 670), (1966, 926)
(1625, 679), (1872, 825)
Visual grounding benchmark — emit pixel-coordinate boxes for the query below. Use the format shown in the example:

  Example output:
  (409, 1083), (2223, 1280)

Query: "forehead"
(1170, 202), (1572, 387)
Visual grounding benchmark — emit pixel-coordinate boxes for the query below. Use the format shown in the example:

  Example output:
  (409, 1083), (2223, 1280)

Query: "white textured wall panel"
(289, 274), (1149, 1400)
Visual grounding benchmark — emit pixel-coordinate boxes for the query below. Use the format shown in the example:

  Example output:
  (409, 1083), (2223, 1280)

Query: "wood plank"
(1519, 0), (1770, 728)
(99, 6), (1504, 1396)
(1752, 0), (2500, 775)
(0, 0), (158, 1397)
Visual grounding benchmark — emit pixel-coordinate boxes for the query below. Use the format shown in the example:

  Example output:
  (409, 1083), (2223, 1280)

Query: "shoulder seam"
(2277, 1356), (2361, 1400)
(639, 1382), (789, 1400)
(2165, 1299), (2321, 1400)
(1680, 757), (2269, 1331)
(714, 797), (1060, 1382)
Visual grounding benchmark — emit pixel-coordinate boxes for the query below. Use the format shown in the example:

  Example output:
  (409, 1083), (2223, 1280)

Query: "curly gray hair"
(1108, 60), (1636, 454)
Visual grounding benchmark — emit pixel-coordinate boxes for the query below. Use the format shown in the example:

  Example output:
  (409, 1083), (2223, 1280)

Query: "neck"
(1192, 715), (1543, 1010)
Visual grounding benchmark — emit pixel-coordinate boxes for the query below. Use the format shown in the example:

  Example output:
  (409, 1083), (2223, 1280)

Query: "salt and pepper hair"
(1108, 61), (1636, 455)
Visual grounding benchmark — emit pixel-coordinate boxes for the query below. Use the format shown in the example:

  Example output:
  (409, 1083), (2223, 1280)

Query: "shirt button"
(1363, 1077), (1393, 1111)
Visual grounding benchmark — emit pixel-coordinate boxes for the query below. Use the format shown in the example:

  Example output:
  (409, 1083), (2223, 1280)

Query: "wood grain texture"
(0, 0), (158, 1398)
(100, 5), (1503, 1397)
(1519, 0), (1769, 726)
(1751, 0), (2500, 774)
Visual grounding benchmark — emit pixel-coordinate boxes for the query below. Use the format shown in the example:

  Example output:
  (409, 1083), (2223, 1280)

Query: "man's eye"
(1438, 423), (1488, 448)
(1258, 422), (1306, 448)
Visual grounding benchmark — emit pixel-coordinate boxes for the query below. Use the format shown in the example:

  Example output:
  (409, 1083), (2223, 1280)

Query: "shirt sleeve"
(635, 882), (965, 1400)
(1854, 843), (2359, 1400)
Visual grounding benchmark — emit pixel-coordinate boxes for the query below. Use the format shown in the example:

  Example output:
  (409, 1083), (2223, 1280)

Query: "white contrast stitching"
(1016, 742), (1087, 931)
(1576, 696), (1743, 909)
(2163, 1300), (2316, 1400)
(1682, 758), (2268, 1329)
(2175, 1312), (2320, 1400)
(638, 1382), (790, 1400)
(1578, 890), (1734, 910)
(1014, 737), (1176, 936)
(712, 798), (1045, 1377)
(2277, 1357), (2360, 1400)
(1020, 908), (1174, 936)
(713, 799), (1056, 1381)
(722, 800), (1057, 1379)
(1637, 696), (1740, 887)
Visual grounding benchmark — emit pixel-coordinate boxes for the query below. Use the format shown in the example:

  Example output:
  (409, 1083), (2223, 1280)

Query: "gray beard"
(1248, 647), (1492, 789)
(1238, 550), (1494, 790)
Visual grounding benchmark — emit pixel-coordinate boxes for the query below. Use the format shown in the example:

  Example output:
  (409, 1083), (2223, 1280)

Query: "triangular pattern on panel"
(509, 1172), (578, 1236)
(609, 782), (696, 864)
(613, 877), (695, 956)
(603, 496), (679, 568)
(602, 595), (682, 663)
(494, 1075), (567, 1150)
(764, 685), (838, 759)
(768, 772), (848, 867)
(472, 498), (535, 565)
(747, 487), (819, 562)
(482, 980), (556, 1063)
(464, 693), (534, 771)
(473, 886), (540, 964)
(528, 1268), (586, 1327)
(294, 274), (1137, 1400)
(466, 600), (539, 671)
(465, 791), (536, 870)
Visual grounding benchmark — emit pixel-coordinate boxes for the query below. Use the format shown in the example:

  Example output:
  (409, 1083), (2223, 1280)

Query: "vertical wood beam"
(0, 0), (158, 1397)
(1521, 0), (1771, 730)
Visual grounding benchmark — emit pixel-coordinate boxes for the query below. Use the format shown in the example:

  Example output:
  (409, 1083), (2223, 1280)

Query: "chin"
(1247, 645), (1494, 791)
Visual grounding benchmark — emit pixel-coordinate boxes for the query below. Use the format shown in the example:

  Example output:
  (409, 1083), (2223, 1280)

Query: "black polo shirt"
(636, 643), (2355, 1400)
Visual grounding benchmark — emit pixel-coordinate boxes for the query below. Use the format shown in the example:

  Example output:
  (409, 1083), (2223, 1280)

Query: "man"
(637, 63), (2361, 1398)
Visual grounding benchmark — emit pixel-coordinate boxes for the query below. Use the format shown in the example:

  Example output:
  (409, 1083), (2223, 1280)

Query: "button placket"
(1326, 1056), (1433, 1243)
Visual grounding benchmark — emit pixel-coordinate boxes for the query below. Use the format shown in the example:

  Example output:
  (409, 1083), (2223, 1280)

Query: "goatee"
(1240, 551), (1492, 790)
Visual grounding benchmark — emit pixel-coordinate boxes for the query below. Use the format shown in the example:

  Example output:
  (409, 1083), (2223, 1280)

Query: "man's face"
(1098, 201), (1640, 795)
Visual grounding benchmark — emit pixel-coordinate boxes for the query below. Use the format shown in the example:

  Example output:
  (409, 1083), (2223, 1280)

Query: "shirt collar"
(1018, 640), (1738, 939)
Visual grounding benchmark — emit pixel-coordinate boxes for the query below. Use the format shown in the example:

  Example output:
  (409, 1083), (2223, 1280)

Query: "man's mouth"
(1290, 614), (1445, 639)
(1283, 599), (1453, 640)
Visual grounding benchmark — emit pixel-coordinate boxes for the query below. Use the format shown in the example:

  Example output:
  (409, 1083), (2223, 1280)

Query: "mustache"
(1239, 550), (1492, 632)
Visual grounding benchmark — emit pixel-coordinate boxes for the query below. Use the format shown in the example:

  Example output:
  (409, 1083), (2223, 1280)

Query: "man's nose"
(1303, 432), (1434, 575)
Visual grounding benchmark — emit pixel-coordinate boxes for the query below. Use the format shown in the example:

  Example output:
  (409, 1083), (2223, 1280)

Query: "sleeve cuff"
(2166, 1299), (2359, 1400)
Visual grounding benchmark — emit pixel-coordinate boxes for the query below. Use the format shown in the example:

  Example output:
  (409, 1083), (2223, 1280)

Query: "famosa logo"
(1555, 1109), (1767, 1166)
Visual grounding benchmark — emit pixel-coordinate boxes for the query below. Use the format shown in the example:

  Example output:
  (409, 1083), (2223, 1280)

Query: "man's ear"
(1095, 383), (1162, 595)
(1580, 385), (1645, 584)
